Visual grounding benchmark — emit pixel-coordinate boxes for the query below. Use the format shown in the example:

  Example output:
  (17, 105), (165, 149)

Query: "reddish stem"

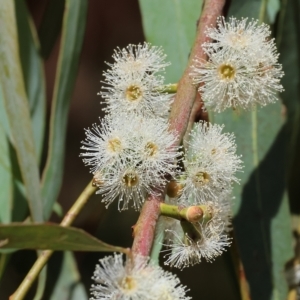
(169, 0), (226, 144)
(131, 193), (163, 256)
(131, 0), (226, 257)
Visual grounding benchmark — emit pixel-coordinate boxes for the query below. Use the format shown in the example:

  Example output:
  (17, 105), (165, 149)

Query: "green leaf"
(0, 0), (43, 222)
(41, 0), (88, 220)
(38, 0), (65, 59)
(0, 253), (10, 281)
(277, 0), (300, 212)
(0, 123), (13, 224)
(15, 0), (46, 163)
(227, 0), (267, 20)
(0, 223), (126, 252)
(49, 252), (87, 300)
(211, 86), (293, 300)
(210, 2), (293, 300)
(138, 0), (203, 83)
(150, 217), (165, 264)
(267, 0), (280, 23)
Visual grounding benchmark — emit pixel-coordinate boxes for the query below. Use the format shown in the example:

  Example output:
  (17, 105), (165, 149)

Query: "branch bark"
(131, 0), (226, 257)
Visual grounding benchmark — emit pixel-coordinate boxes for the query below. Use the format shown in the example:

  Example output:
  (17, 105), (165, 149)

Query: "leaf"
(38, 0), (65, 59)
(0, 122), (13, 224)
(14, 0), (46, 163)
(227, 0), (267, 20)
(267, 0), (280, 23)
(210, 2), (294, 299)
(211, 84), (293, 300)
(41, 0), (88, 220)
(150, 217), (165, 264)
(277, 0), (300, 213)
(0, 0), (43, 222)
(138, 0), (203, 83)
(49, 252), (88, 300)
(0, 223), (126, 252)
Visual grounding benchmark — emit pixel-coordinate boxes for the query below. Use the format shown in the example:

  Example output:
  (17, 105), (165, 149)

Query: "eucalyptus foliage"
(0, 0), (298, 299)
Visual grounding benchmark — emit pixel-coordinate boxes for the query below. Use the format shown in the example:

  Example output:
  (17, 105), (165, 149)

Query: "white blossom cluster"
(90, 254), (191, 300)
(81, 43), (180, 210)
(100, 43), (172, 118)
(163, 122), (241, 268)
(191, 17), (284, 112)
(82, 16), (283, 295)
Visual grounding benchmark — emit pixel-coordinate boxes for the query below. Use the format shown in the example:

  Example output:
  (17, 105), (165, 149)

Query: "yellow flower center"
(123, 171), (139, 187)
(125, 85), (143, 102)
(107, 138), (122, 153)
(121, 276), (137, 292)
(144, 141), (158, 157)
(218, 64), (236, 81)
(194, 171), (210, 185)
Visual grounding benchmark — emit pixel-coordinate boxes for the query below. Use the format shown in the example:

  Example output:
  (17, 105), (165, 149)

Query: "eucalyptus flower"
(108, 42), (170, 75)
(100, 43), (172, 118)
(90, 253), (191, 300)
(178, 122), (242, 204)
(192, 17), (284, 111)
(164, 222), (231, 269)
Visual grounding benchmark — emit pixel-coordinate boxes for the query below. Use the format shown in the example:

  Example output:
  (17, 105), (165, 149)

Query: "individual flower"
(202, 17), (272, 58)
(90, 253), (191, 300)
(133, 117), (181, 178)
(94, 161), (156, 211)
(101, 70), (172, 118)
(100, 44), (172, 118)
(191, 50), (283, 111)
(80, 115), (134, 173)
(192, 17), (284, 111)
(108, 42), (170, 75)
(164, 222), (231, 269)
(178, 122), (242, 204)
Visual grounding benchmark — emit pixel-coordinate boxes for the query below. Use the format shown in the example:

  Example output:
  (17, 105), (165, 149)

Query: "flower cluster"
(90, 253), (191, 300)
(100, 43), (172, 118)
(191, 17), (284, 112)
(82, 15), (283, 295)
(81, 43), (179, 210)
(163, 122), (241, 268)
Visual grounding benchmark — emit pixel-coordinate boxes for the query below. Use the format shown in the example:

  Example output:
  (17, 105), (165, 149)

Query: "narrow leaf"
(0, 122), (13, 224)
(138, 0), (203, 83)
(41, 0), (88, 219)
(211, 1), (294, 299)
(15, 0), (46, 163)
(0, 223), (126, 252)
(0, 0), (43, 222)
(49, 252), (88, 300)
(38, 0), (65, 59)
(278, 0), (300, 212)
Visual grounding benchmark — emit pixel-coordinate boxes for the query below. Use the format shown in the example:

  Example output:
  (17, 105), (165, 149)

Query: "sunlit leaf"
(41, 0), (88, 220)
(15, 0), (46, 163)
(209, 1), (294, 299)
(138, 0), (203, 83)
(0, 0), (43, 222)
